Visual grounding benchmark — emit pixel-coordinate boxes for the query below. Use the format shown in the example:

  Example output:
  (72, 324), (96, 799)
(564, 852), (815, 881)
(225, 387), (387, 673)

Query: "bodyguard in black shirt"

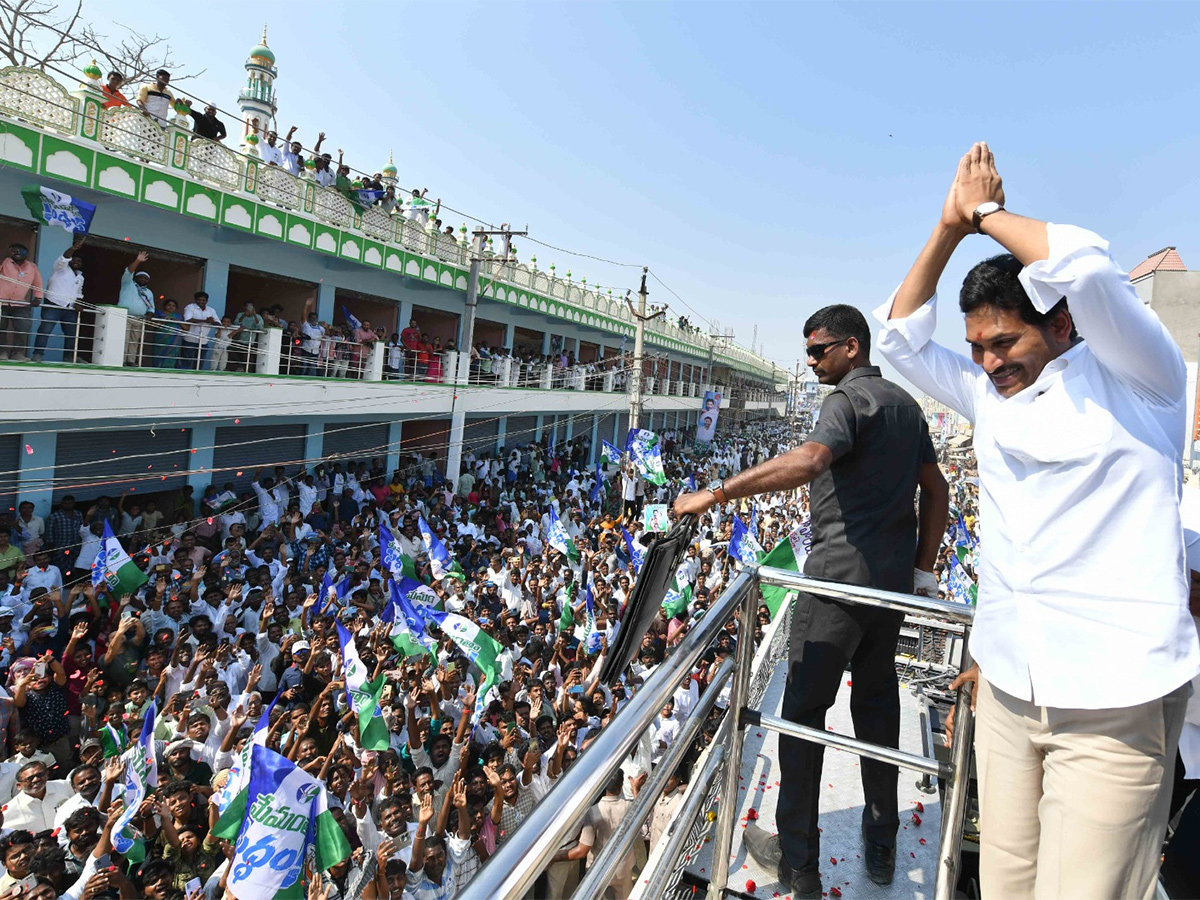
(674, 304), (947, 899)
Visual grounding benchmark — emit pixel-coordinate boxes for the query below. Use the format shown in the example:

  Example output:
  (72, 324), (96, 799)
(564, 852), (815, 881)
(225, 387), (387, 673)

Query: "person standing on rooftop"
(136, 69), (174, 127)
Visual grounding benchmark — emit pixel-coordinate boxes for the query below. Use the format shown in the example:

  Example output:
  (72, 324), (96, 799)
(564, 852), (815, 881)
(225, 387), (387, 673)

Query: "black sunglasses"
(805, 337), (848, 362)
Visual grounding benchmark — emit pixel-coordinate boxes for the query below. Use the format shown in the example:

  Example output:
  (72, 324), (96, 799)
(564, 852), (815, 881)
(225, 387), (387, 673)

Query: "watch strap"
(972, 203), (1004, 233)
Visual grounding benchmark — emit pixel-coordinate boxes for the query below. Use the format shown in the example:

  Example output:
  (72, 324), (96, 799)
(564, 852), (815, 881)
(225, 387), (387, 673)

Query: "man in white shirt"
(75, 520), (103, 571)
(4, 761), (73, 832)
(20, 553), (62, 602)
(649, 699), (679, 768)
(878, 143), (1199, 899)
(299, 312), (325, 375)
(251, 473), (281, 527)
(33, 233), (85, 363)
(259, 127), (291, 168)
(180, 291), (222, 370)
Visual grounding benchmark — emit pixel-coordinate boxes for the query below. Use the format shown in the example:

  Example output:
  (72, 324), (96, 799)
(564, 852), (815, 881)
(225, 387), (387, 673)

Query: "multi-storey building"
(0, 43), (785, 518)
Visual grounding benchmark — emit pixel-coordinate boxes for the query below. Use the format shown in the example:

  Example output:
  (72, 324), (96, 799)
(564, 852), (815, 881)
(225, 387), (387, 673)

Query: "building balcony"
(0, 65), (784, 381)
(0, 306), (708, 424)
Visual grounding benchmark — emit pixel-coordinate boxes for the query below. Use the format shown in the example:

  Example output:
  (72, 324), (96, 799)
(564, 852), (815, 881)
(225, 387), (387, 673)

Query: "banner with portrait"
(696, 390), (722, 443)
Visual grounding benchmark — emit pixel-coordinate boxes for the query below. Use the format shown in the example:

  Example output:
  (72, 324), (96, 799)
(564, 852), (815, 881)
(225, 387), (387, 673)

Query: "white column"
(365, 341), (385, 381)
(92, 306), (127, 368)
(445, 408), (466, 488)
(603, 370), (615, 392)
(256, 326), (283, 374)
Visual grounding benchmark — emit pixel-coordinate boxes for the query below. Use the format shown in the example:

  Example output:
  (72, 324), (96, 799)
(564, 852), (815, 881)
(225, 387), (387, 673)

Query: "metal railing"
(465, 565), (976, 900)
(0, 65), (788, 382)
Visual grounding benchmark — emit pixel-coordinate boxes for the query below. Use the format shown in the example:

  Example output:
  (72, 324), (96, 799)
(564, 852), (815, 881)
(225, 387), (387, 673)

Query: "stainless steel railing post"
(573, 656), (735, 900)
(705, 569), (761, 900)
(934, 638), (974, 900)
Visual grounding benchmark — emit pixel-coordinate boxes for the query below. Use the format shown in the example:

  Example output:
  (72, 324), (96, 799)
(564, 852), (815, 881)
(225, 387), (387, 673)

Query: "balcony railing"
(0, 65), (785, 381)
(22, 305), (723, 406)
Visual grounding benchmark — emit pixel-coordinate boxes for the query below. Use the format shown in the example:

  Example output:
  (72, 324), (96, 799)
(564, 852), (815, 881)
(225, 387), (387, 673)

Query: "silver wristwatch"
(972, 201), (1004, 233)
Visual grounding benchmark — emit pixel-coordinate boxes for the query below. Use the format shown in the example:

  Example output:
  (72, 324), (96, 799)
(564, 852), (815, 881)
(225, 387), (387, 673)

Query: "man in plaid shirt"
(45, 494), (84, 576)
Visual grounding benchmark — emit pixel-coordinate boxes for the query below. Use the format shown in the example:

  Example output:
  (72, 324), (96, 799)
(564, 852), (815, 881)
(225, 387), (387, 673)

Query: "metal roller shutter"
(322, 422), (390, 464)
(53, 427), (192, 502)
(505, 416), (538, 449)
(597, 413), (616, 449)
(463, 418), (499, 456)
(211, 424), (306, 495)
(0, 434), (20, 511)
(617, 414), (630, 446)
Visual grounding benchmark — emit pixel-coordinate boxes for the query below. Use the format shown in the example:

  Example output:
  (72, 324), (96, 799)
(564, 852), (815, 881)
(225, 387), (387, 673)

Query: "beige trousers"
(545, 859), (579, 899)
(975, 676), (1188, 900)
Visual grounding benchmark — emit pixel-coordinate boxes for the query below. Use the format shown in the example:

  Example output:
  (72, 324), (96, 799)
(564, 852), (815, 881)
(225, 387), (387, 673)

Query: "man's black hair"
(155, 69), (170, 79)
(802, 304), (871, 357)
(62, 807), (101, 834)
(0, 831), (34, 857)
(959, 253), (1077, 338)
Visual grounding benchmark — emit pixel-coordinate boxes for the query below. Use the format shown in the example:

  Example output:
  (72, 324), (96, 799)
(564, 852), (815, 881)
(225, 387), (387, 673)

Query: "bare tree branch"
(0, 0), (203, 86)
(80, 21), (205, 88)
(0, 0), (83, 70)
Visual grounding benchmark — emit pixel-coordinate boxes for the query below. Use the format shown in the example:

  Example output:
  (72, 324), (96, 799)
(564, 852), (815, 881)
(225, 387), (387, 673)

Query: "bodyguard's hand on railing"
(943, 662), (979, 747)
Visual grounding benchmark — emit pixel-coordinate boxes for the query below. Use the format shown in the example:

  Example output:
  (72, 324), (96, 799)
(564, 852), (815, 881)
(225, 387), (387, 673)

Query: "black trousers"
(776, 590), (904, 871)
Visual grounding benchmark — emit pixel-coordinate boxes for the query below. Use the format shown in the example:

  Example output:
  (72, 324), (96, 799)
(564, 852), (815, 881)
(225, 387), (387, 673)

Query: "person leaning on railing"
(877, 142), (1199, 899)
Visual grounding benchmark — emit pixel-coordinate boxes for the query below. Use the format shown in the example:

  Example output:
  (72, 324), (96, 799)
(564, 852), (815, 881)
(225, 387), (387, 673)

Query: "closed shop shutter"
(617, 414), (630, 446)
(505, 416), (538, 450)
(597, 413), (617, 449)
(212, 424), (306, 496)
(53, 427), (192, 502)
(0, 434), (20, 511)
(323, 422), (389, 465)
(463, 418), (499, 457)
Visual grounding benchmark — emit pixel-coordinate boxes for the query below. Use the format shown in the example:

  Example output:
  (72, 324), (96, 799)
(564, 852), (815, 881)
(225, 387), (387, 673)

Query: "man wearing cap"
(117, 250), (153, 366)
(164, 737), (212, 788)
(184, 101), (226, 142)
(276, 638), (310, 703)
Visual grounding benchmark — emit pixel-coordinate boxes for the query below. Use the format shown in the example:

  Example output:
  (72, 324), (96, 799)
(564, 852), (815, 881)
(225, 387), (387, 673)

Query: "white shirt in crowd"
(874, 223), (1200, 710)
(44, 255), (84, 308)
(301, 321), (325, 354)
(259, 140), (284, 167)
(183, 303), (222, 345)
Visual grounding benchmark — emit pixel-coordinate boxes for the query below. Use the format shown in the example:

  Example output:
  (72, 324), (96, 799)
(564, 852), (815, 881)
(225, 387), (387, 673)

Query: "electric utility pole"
(626, 267), (663, 432)
(461, 224), (527, 370)
(789, 358), (802, 447)
(446, 224), (527, 487)
(705, 328), (736, 394)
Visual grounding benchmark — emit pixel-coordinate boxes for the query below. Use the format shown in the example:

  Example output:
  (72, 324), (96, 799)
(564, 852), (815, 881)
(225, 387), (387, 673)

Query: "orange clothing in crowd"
(102, 85), (131, 109)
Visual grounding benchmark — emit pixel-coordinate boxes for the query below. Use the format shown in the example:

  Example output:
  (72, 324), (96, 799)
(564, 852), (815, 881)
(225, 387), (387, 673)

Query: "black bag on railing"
(599, 514), (698, 685)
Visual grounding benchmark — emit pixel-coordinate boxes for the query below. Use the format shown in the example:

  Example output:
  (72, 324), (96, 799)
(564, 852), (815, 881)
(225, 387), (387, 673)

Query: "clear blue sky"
(82, 1), (1200, 389)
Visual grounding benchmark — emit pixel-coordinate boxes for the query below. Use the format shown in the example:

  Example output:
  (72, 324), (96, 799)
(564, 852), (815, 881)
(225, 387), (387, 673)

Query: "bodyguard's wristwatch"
(972, 201), (1004, 233)
(707, 480), (729, 504)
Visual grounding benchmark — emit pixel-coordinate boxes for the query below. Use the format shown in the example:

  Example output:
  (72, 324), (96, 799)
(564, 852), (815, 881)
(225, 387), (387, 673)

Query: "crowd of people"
(0, 417), (959, 900)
